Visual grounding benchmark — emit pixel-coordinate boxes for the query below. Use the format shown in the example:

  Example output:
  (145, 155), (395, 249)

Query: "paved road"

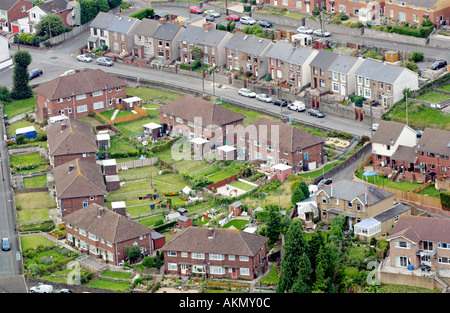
(0, 105), (21, 279)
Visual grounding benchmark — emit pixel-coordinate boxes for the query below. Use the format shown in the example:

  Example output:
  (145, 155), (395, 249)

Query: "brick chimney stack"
(208, 227), (215, 239)
(159, 17), (167, 24)
(204, 22), (212, 32)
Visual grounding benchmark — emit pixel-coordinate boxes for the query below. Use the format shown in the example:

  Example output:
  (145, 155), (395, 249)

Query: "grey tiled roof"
(107, 15), (140, 34)
(89, 12), (115, 29)
(372, 203), (411, 222)
(265, 41), (317, 66)
(153, 22), (184, 40)
(354, 58), (410, 84)
(179, 25), (230, 48)
(320, 179), (394, 206)
(417, 128), (450, 156)
(328, 54), (360, 74)
(225, 32), (273, 56)
(133, 18), (160, 37)
(309, 50), (339, 69)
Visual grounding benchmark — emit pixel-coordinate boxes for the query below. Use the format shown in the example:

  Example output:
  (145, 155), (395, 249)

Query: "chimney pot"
(204, 21), (212, 31)
(61, 123), (67, 131)
(68, 164), (74, 173)
(159, 17), (167, 24)
(98, 207), (105, 218)
(208, 227), (214, 239)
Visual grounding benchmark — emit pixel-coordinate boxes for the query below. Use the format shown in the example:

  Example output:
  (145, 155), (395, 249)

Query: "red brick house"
(63, 203), (153, 266)
(387, 215), (450, 272)
(158, 95), (245, 147)
(33, 69), (127, 120)
(161, 227), (268, 279)
(384, 0), (450, 25)
(53, 158), (107, 217)
(0, 0), (33, 33)
(244, 118), (325, 172)
(268, 0), (324, 14)
(46, 118), (98, 167)
(414, 128), (450, 177)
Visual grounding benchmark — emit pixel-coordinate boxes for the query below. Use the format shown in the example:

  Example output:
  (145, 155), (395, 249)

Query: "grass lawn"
(284, 12), (304, 19)
(383, 100), (450, 131)
(9, 152), (42, 168)
(374, 284), (441, 293)
(23, 174), (47, 189)
(126, 86), (183, 104)
(416, 91), (449, 104)
(7, 120), (37, 138)
(101, 270), (133, 280)
(15, 191), (55, 210)
(101, 109), (136, 121)
(222, 219), (248, 230)
(259, 263), (279, 286)
(355, 171), (422, 191)
(298, 160), (343, 180)
(86, 279), (131, 291)
(229, 180), (255, 191)
(114, 116), (159, 138)
(417, 185), (440, 198)
(20, 234), (55, 251)
(2, 95), (36, 119)
(438, 84), (450, 92)
(17, 207), (49, 223)
(78, 116), (105, 126)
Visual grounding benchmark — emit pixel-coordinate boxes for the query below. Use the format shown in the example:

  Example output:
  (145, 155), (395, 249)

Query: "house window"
(319, 79), (326, 88)
(210, 266), (225, 275)
(322, 196), (327, 204)
(88, 233), (99, 241)
(357, 76), (362, 85)
(356, 203), (361, 212)
(396, 256), (408, 267)
(92, 90), (103, 97)
(332, 82), (339, 92)
(79, 228), (86, 236)
(57, 98), (63, 103)
(192, 252), (205, 259)
(334, 198), (339, 205)
(332, 72), (338, 81)
(76, 94), (86, 100)
(423, 241), (433, 251)
(77, 105), (87, 113)
(239, 255), (249, 262)
(395, 241), (410, 249)
(181, 252), (188, 257)
(338, 5), (346, 12)
(347, 201), (352, 208)
(168, 251), (177, 257)
(240, 268), (250, 276)
(340, 74), (346, 82)
(93, 101), (104, 110)
(168, 263), (177, 271)
(209, 254), (224, 260)
(228, 255), (235, 261)
(82, 201), (88, 207)
(364, 88), (371, 98)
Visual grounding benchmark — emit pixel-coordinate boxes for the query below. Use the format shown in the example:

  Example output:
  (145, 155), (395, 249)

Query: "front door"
(341, 83), (346, 96)
(181, 264), (188, 275)
(232, 268), (237, 279)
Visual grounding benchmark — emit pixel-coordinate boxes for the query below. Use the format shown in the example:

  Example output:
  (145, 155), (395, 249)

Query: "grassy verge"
(415, 91), (449, 104)
(2, 95), (36, 119)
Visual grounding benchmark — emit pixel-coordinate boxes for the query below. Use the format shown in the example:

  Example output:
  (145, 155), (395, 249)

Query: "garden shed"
(122, 96), (142, 111)
(143, 122), (163, 139)
(15, 126), (37, 139)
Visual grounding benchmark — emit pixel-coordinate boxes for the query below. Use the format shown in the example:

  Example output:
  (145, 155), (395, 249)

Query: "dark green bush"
(129, 8), (155, 20)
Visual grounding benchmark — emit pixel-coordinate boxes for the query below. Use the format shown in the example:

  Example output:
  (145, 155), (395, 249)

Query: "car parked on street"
(96, 57), (113, 66)
(30, 284), (53, 293)
(190, 6), (203, 14)
(308, 108), (325, 117)
(287, 100), (305, 112)
(370, 123), (379, 131)
(204, 9), (220, 17)
(296, 26), (313, 34)
(77, 54), (92, 62)
(430, 60), (447, 70)
(60, 69), (76, 77)
(238, 88), (256, 98)
(256, 93), (273, 103)
(240, 16), (256, 25)
(313, 29), (331, 37)
(273, 99), (288, 107)
(205, 15), (215, 21)
(1, 238), (10, 251)
(29, 69), (43, 80)
(257, 20), (273, 28)
(226, 14), (240, 21)
(56, 288), (73, 293)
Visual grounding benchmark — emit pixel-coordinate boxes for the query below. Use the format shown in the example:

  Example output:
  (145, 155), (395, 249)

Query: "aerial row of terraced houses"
(84, 12), (419, 108)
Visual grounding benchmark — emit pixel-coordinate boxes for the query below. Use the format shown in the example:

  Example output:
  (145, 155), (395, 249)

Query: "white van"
(30, 284), (53, 293)
(288, 101), (305, 112)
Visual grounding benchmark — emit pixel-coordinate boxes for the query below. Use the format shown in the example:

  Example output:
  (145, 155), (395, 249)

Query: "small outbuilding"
(15, 126), (37, 139)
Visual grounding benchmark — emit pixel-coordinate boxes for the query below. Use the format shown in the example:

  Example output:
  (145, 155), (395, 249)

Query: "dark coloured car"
(1, 238), (11, 251)
(308, 108), (325, 118)
(430, 60), (447, 70)
(56, 289), (73, 293)
(29, 69), (43, 80)
(273, 99), (288, 107)
(205, 15), (215, 22)
(257, 20), (273, 28)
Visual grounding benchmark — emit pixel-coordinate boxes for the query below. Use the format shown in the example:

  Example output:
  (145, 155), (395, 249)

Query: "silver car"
(238, 88), (256, 98)
(296, 26), (313, 34)
(256, 94), (273, 103)
(96, 57), (114, 66)
(77, 54), (92, 62)
(240, 16), (256, 25)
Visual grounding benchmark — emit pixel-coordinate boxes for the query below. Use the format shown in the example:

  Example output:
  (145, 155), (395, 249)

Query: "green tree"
(291, 182), (308, 205)
(0, 85), (12, 103)
(77, 0), (99, 25)
(11, 50), (32, 100)
(95, 0), (110, 12)
(276, 220), (307, 293)
(125, 245), (141, 263)
(35, 14), (69, 38)
(307, 229), (324, 269)
(290, 253), (312, 293)
(265, 204), (282, 244)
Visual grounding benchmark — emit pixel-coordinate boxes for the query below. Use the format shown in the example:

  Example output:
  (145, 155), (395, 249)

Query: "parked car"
(30, 284), (53, 293)
(296, 26), (313, 34)
(205, 15), (215, 21)
(256, 94), (273, 103)
(257, 20), (273, 28)
(1, 238), (10, 251)
(273, 99), (288, 107)
(77, 54), (92, 62)
(29, 69), (43, 80)
(56, 288), (73, 293)
(308, 108), (325, 118)
(313, 29), (331, 37)
(190, 6), (203, 14)
(287, 100), (305, 112)
(238, 88), (256, 98)
(370, 123), (379, 131)
(96, 57), (113, 66)
(416, 129), (424, 138)
(240, 16), (256, 25)
(430, 60), (447, 70)
(60, 69), (76, 77)
(226, 14), (240, 21)
(317, 178), (333, 189)
(204, 9), (220, 17)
